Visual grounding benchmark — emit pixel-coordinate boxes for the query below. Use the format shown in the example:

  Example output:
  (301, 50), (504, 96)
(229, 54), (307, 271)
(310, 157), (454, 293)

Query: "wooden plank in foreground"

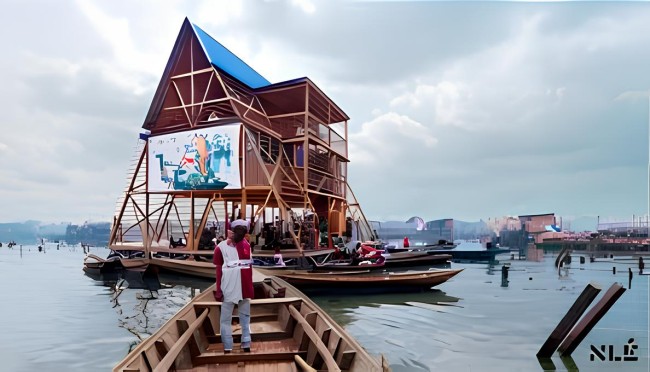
(536, 282), (602, 358)
(558, 283), (626, 356)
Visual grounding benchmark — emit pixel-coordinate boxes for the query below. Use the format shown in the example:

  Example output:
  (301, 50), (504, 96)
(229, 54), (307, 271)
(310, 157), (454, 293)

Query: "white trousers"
(220, 299), (251, 350)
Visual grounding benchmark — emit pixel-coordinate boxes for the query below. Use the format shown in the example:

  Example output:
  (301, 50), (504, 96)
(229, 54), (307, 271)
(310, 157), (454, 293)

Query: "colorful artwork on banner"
(147, 124), (241, 191)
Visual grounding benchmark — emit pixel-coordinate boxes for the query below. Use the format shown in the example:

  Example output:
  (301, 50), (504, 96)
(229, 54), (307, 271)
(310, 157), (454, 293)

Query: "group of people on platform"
(329, 241), (382, 264)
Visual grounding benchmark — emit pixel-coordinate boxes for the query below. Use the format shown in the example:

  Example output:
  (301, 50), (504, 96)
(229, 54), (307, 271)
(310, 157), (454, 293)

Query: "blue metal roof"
(192, 23), (271, 89)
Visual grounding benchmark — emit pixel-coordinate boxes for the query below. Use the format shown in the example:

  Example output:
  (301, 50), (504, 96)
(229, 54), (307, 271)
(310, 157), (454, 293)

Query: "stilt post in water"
(558, 283), (626, 356)
(628, 268), (633, 289)
(536, 282), (602, 358)
(639, 257), (645, 274)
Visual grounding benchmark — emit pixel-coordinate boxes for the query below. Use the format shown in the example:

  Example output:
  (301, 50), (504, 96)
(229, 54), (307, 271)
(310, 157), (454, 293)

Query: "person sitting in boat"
(273, 247), (286, 267)
(332, 246), (345, 260)
(213, 219), (254, 353)
(356, 242), (381, 258)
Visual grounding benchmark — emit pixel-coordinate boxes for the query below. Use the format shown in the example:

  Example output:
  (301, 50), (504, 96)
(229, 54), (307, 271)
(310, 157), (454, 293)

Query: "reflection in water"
(4, 246), (647, 371)
(313, 289), (462, 372)
(85, 269), (214, 353)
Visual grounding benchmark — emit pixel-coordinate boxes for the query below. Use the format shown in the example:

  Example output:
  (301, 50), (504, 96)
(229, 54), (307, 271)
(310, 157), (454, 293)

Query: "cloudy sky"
(1, 0), (649, 227)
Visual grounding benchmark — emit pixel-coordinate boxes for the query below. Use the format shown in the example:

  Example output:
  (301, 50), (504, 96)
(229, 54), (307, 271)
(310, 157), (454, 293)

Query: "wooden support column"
(537, 283), (602, 358)
(558, 283), (626, 356)
(188, 192), (195, 250)
(196, 196), (215, 245)
(110, 145), (146, 245)
(145, 192), (150, 254)
(303, 85), (309, 200)
(242, 189), (247, 220)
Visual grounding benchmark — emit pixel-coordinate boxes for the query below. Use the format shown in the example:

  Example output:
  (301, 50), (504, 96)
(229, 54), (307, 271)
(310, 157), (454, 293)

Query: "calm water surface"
(0, 243), (648, 371)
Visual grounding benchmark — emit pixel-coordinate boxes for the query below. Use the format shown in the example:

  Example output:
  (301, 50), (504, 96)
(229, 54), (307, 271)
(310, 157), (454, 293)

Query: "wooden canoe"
(150, 257), (216, 279)
(381, 252), (452, 267)
(255, 268), (463, 293)
(119, 257), (149, 270)
(310, 257), (386, 272)
(113, 276), (390, 372)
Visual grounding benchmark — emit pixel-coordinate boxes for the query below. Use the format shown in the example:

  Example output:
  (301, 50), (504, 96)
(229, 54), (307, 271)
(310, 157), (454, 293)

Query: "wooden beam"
(164, 96), (230, 111)
(194, 351), (306, 365)
(110, 146), (146, 245)
(188, 192), (196, 250)
(558, 283), (626, 356)
(537, 282), (601, 358)
(171, 79), (193, 125)
(170, 67), (213, 79)
(177, 318), (202, 358)
(153, 308), (209, 372)
(207, 331), (289, 344)
(194, 297), (303, 307)
(294, 355), (317, 372)
(338, 350), (356, 370)
(195, 196), (215, 245)
(288, 305), (341, 372)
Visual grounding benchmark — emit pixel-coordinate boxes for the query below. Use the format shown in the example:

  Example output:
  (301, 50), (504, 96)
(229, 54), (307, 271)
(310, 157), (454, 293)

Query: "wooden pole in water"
(628, 268), (633, 289)
(558, 283), (626, 356)
(536, 282), (602, 358)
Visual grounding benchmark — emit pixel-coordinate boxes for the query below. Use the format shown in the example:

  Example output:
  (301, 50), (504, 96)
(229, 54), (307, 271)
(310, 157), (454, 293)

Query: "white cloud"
(196, 0), (244, 27)
(349, 112), (437, 165)
(615, 90), (649, 103)
(291, 0), (316, 14)
(390, 81), (472, 127)
(2, 0), (649, 225)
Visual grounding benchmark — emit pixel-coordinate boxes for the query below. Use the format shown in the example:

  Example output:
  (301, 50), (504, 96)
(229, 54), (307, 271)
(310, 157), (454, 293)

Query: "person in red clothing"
(356, 242), (381, 258)
(213, 219), (254, 353)
(403, 236), (410, 248)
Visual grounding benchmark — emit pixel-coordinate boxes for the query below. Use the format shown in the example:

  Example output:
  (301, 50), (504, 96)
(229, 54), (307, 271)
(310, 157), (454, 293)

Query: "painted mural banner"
(147, 123), (241, 191)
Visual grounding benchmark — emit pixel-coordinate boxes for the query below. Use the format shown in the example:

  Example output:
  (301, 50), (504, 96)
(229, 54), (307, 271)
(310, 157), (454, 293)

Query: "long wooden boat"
(432, 248), (511, 262)
(381, 251), (452, 267)
(311, 256), (386, 272)
(256, 268), (463, 293)
(119, 257), (149, 271)
(83, 249), (149, 273)
(151, 257), (216, 279)
(113, 276), (389, 372)
(149, 249), (329, 279)
(83, 253), (126, 274)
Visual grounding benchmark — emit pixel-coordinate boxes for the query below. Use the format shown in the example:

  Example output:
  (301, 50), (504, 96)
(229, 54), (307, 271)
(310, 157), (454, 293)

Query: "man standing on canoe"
(213, 219), (254, 353)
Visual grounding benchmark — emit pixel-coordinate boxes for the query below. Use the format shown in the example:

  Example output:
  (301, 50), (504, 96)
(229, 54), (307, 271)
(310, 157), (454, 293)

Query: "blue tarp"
(545, 225), (561, 232)
(192, 24), (271, 89)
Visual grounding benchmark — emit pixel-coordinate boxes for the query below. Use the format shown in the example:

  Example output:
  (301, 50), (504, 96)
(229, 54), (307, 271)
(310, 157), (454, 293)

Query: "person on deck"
(403, 236), (410, 248)
(213, 219), (254, 353)
(273, 247), (286, 267)
(356, 242), (380, 258)
(332, 246), (345, 260)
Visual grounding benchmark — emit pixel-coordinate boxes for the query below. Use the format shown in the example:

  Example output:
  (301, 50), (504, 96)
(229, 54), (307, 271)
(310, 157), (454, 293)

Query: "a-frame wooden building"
(109, 18), (374, 257)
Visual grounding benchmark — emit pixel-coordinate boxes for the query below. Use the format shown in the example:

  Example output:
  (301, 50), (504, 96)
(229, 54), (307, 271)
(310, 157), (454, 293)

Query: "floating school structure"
(108, 19), (375, 267)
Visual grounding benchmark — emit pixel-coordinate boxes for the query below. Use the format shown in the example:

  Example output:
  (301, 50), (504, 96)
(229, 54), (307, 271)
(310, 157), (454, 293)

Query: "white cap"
(231, 219), (249, 229)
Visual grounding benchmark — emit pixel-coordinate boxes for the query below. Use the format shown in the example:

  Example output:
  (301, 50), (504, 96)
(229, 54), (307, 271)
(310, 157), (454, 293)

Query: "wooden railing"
(288, 304), (342, 372)
(153, 308), (210, 372)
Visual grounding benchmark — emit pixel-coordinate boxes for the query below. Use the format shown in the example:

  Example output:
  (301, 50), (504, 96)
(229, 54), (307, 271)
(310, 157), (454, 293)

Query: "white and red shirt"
(213, 239), (254, 303)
